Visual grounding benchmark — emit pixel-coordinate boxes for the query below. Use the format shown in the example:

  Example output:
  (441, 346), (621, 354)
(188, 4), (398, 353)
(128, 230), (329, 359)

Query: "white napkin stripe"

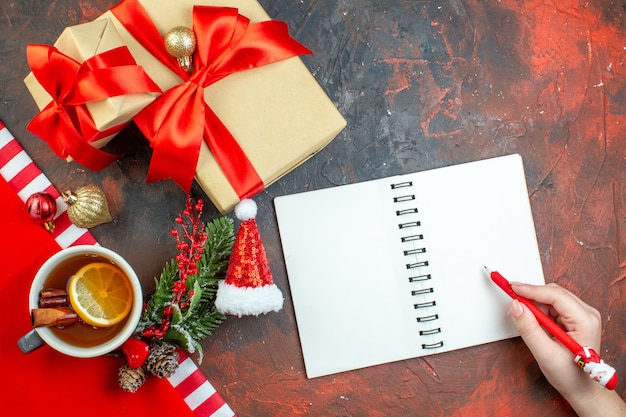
(167, 357), (197, 386)
(185, 380), (218, 410)
(16, 172), (49, 201)
(210, 403), (237, 417)
(0, 149), (29, 182)
(0, 125), (14, 147)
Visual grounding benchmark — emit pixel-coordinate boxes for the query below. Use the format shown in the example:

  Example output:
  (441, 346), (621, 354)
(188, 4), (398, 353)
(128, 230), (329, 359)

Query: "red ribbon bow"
(111, 1), (312, 196)
(27, 44), (162, 171)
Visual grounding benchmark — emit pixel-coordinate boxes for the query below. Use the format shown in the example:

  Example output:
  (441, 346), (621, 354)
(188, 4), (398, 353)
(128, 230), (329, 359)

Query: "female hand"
(509, 283), (626, 416)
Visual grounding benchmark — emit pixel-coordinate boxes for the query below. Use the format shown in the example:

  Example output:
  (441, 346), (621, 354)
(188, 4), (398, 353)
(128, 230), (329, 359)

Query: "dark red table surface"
(1, 1), (625, 416)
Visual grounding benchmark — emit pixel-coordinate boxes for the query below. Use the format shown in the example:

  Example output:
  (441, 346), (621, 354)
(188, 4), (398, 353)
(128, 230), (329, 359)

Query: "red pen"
(484, 266), (618, 390)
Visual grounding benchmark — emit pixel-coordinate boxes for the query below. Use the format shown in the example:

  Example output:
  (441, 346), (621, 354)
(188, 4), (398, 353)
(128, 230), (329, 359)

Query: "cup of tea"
(18, 245), (143, 358)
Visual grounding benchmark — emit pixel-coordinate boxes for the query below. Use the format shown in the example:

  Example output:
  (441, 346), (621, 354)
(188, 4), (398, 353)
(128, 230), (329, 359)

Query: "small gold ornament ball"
(164, 26), (196, 72)
(62, 184), (113, 229)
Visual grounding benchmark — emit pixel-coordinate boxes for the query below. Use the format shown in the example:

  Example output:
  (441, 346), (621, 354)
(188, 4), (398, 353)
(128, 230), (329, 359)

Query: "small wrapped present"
(24, 18), (161, 170)
(100, 0), (346, 213)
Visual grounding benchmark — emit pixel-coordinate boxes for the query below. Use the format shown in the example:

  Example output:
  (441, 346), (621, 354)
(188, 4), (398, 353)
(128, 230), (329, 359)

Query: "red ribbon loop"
(26, 44), (162, 171)
(111, 1), (312, 196)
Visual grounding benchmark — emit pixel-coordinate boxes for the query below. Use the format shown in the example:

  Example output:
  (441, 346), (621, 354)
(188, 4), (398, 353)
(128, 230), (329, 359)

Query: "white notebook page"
(275, 154), (545, 378)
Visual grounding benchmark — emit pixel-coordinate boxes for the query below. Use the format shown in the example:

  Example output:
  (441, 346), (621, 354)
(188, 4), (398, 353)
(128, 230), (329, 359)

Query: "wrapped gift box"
(98, 0), (346, 213)
(24, 18), (158, 154)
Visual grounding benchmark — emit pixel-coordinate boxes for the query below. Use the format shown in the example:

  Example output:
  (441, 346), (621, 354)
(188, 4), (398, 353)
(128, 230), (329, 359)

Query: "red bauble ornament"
(26, 192), (57, 232)
(121, 338), (150, 369)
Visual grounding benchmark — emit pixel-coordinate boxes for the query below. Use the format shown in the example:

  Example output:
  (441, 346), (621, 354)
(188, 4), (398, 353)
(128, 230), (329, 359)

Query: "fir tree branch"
(134, 214), (234, 355)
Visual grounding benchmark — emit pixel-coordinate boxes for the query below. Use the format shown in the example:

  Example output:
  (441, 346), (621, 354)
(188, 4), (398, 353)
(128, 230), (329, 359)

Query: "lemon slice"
(68, 262), (133, 327)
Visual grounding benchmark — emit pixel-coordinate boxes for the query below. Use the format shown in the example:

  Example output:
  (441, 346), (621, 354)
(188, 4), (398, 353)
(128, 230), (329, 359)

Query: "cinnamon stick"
(39, 295), (69, 308)
(40, 288), (68, 299)
(31, 307), (79, 328)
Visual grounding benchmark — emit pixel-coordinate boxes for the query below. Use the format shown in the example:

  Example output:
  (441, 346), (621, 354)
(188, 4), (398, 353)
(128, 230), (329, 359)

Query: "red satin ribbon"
(111, 1), (312, 196)
(27, 44), (162, 171)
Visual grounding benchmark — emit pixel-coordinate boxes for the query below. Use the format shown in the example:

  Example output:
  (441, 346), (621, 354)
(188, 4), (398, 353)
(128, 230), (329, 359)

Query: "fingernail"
(510, 299), (524, 318)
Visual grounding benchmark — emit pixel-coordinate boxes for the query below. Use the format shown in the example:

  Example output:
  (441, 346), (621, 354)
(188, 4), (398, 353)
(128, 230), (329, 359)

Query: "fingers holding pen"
(509, 282), (602, 349)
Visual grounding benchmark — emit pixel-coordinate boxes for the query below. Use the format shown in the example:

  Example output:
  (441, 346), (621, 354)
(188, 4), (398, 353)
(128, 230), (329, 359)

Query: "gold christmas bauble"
(62, 184), (112, 229)
(164, 26), (196, 73)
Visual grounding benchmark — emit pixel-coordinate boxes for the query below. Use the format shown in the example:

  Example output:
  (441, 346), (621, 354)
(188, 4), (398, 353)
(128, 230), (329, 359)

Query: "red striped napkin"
(0, 120), (235, 417)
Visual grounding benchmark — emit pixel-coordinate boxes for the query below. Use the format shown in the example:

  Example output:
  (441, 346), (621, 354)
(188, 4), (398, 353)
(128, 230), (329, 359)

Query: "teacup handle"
(18, 329), (45, 354)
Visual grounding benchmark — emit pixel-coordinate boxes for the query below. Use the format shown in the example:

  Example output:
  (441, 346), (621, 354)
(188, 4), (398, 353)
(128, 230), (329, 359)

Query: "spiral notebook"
(274, 154), (545, 378)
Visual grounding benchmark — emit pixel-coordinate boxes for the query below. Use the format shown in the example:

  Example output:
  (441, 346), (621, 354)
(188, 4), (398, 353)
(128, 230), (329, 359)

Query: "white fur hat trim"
(215, 280), (283, 317)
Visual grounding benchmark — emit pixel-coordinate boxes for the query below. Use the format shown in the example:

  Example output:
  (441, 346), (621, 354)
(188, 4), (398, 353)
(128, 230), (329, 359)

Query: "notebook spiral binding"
(391, 180), (443, 351)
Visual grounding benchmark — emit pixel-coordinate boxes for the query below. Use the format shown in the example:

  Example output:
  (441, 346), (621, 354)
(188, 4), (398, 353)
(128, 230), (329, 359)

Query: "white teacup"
(18, 245), (143, 358)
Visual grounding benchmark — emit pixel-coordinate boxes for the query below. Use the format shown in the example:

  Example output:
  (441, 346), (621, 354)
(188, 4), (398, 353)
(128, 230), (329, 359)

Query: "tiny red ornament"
(26, 192), (57, 232)
(121, 338), (150, 369)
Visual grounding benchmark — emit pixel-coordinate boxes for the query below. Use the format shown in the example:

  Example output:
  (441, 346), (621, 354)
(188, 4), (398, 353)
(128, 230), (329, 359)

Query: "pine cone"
(118, 364), (147, 393)
(146, 344), (179, 378)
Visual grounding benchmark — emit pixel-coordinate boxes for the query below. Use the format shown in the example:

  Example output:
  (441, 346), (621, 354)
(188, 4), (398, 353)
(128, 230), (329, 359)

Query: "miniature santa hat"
(216, 199), (283, 316)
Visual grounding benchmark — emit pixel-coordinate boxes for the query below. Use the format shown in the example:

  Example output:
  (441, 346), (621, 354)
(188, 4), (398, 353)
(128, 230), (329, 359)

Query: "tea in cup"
(18, 245), (143, 358)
